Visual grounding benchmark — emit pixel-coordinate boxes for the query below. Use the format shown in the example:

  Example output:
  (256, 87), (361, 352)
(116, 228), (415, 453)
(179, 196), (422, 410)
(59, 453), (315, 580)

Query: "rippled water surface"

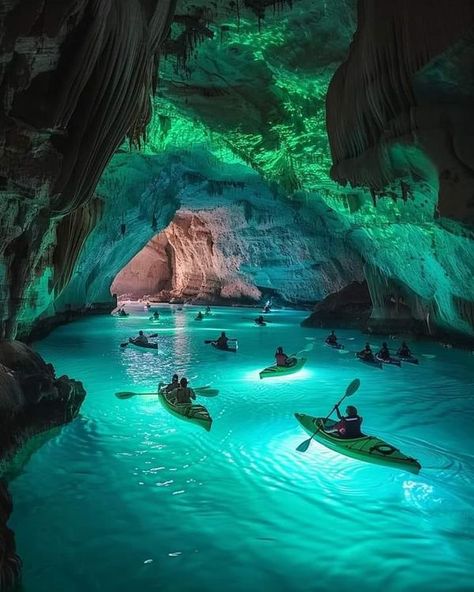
(10, 305), (474, 592)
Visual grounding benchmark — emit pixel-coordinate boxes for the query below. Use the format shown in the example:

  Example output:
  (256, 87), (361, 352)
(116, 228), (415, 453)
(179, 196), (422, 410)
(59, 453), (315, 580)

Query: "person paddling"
(195, 311), (204, 320)
(255, 315), (266, 326)
(171, 377), (196, 405)
(397, 341), (411, 357)
(358, 343), (374, 361)
(377, 342), (390, 361)
(118, 306), (128, 317)
(324, 404), (363, 438)
(325, 330), (338, 345)
(215, 332), (229, 350)
(275, 346), (295, 367)
(131, 330), (149, 345)
(164, 374), (179, 393)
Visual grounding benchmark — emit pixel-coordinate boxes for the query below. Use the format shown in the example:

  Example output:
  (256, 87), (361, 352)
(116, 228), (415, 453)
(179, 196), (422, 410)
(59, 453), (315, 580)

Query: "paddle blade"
(115, 391), (135, 399)
(345, 378), (360, 397)
(296, 438), (312, 453)
(120, 342), (128, 348)
(196, 388), (219, 397)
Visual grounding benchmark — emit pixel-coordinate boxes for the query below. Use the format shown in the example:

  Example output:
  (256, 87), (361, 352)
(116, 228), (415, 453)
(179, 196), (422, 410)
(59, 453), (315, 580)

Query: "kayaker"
(377, 342), (390, 360)
(172, 377), (196, 405)
(195, 311), (204, 320)
(164, 374), (179, 393)
(325, 405), (363, 439)
(118, 307), (128, 317)
(358, 343), (374, 361)
(131, 330), (148, 345)
(255, 315), (266, 326)
(152, 311), (160, 320)
(205, 305), (211, 315)
(275, 346), (294, 367)
(145, 301), (151, 310)
(215, 332), (229, 349)
(397, 341), (411, 357)
(325, 330), (338, 345)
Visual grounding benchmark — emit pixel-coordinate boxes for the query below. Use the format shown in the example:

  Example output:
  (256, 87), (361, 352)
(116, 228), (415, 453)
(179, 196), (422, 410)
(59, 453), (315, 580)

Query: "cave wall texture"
(0, 0), (473, 344)
(0, 0), (176, 339)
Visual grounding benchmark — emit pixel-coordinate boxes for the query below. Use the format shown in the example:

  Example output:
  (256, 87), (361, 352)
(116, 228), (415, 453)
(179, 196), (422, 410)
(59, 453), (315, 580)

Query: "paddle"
(204, 339), (237, 343)
(120, 333), (158, 348)
(296, 378), (360, 453)
(115, 386), (219, 399)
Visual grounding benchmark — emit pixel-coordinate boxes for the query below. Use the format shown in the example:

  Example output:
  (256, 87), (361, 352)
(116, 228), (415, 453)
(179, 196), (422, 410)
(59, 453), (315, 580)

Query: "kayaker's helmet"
(221, 331), (226, 337)
(382, 342), (388, 347)
(331, 330), (335, 335)
(277, 346), (283, 353)
(402, 341), (407, 347)
(346, 405), (358, 417)
(180, 377), (188, 387)
(139, 331), (144, 336)
(365, 343), (371, 350)
(172, 374), (179, 382)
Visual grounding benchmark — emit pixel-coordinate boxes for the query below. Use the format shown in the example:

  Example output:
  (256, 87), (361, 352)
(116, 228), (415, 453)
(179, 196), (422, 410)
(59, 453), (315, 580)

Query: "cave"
(1, 1), (473, 591)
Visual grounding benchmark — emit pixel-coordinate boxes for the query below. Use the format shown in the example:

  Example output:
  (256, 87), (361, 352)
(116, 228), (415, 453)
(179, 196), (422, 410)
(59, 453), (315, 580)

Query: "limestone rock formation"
(302, 281), (372, 329)
(1, 0), (473, 343)
(0, 341), (86, 468)
(0, 0), (176, 339)
(0, 341), (85, 590)
(0, 481), (21, 592)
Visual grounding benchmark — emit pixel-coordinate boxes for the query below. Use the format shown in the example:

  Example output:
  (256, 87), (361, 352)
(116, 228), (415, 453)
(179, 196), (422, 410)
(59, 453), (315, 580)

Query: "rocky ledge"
(0, 341), (86, 591)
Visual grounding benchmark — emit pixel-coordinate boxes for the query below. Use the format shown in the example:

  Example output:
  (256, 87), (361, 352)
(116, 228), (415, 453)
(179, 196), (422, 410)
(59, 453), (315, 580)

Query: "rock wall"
(0, 341), (86, 590)
(0, 0), (176, 339)
(327, 0), (474, 222)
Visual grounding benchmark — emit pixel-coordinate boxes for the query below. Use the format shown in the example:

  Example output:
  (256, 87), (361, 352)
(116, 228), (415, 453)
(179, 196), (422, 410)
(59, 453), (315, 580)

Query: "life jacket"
(275, 353), (288, 366)
(217, 337), (228, 348)
(338, 416), (363, 438)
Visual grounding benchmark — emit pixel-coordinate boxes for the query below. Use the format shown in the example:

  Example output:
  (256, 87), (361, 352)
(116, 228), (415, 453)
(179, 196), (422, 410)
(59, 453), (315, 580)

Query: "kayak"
(211, 342), (238, 353)
(158, 388), (212, 431)
(294, 414), (421, 474)
(325, 341), (344, 350)
(195, 316), (203, 321)
(376, 354), (401, 367)
(398, 354), (419, 365)
(259, 357), (306, 379)
(356, 352), (382, 369)
(255, 321), (267, 326)
(128, 338), (158, 349)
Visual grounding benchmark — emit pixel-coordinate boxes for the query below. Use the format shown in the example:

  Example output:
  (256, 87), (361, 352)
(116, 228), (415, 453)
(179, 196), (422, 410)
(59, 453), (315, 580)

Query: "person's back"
(216, 333), (228, 348)
(326, 331), (337, 345)
(378, 342), (390, 360)
(275, 347), (288, 366)
(165, 374), (179, 393)
(135, 331), (148, 344)
(359, 344), (372, 360)
(398, 342), (411, 357)
(174, 378), (195, 404)
(334, 404), (363, 438)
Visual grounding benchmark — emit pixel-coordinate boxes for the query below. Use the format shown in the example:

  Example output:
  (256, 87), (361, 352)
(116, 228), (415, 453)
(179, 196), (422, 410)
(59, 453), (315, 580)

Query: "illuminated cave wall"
(1, 0), (472, 341)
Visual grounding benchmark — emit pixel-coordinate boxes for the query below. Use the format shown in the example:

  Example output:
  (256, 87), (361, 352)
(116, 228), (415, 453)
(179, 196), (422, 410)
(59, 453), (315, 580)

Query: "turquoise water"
(10, 305), (474, 592)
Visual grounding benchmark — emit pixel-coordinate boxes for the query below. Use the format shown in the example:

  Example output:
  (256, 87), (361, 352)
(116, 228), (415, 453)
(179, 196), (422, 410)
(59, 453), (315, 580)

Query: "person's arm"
(190, 388), (196, 400)
(334, 404), (343, 420)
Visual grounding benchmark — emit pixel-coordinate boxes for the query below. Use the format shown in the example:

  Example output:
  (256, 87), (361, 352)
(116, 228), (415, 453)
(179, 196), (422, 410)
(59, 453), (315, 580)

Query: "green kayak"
(259, 357), (306, 379)
(294, 413), (421, 474)
(158, 388), (212, 431)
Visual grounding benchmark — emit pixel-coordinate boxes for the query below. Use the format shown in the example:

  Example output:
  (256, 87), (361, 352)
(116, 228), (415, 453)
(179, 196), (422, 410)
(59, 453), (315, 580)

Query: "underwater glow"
(9, 304), (474, 592)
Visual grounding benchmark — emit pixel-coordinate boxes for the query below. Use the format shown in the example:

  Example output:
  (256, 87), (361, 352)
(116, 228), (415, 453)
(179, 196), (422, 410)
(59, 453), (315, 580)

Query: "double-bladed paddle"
(120, 333), (158, 348)
(296, 378), (360, 453)
(115, 386), (219, 399)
